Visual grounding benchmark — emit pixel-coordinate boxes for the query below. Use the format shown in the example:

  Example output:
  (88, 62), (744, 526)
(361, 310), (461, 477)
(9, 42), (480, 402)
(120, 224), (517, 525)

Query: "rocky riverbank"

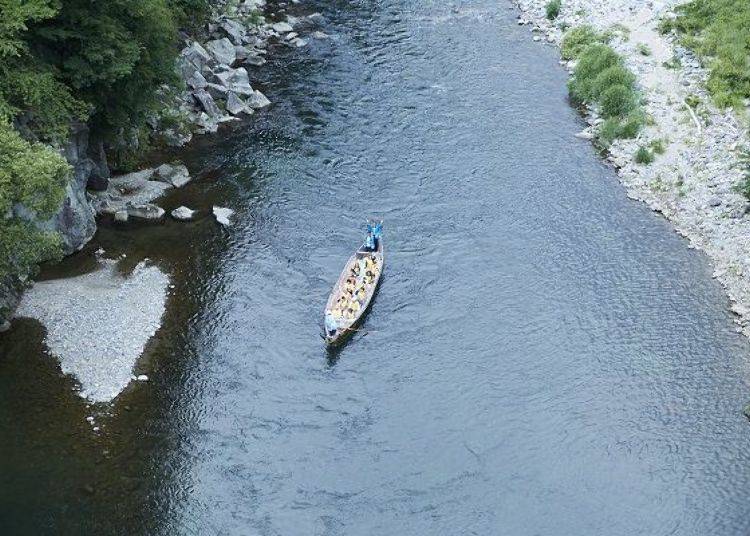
(3, 0), (326, 401)
(514, 0), (750, 338)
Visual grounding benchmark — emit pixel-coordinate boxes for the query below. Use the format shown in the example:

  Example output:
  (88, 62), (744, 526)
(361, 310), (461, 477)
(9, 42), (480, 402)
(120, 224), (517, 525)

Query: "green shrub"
(546, 0), (561, 20)
(592, 65), (635, 98)
(561, 25), (601, 60)
(597, 112), (644, 147)
(663, 0), (750, 108)
(634, 146), (655, 164)
(650, 138), (667, 154)
(636, 43), (652, 56)
(0, 122), (69, 278)
(600, 84), (636, 118)
(569, 44), (623, 103)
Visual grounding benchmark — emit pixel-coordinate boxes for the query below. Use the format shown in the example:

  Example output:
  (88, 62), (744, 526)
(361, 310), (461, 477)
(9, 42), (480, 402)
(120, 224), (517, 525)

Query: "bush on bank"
(563, 27), (644, 146)
(545, 0), (561, 21)
(661, 0), (750, 108)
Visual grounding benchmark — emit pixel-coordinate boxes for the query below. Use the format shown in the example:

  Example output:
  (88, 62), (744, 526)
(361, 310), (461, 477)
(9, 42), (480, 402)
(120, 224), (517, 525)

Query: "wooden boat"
(324, 234), (384, 346)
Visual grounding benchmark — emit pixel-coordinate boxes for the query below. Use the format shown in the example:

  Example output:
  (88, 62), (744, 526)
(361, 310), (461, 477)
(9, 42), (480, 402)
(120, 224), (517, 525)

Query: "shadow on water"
(3, 0), (750, 534)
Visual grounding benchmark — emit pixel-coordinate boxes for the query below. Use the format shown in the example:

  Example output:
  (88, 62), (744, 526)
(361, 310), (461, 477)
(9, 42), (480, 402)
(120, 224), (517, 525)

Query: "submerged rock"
(127, 204), (165, 220)
(90, 170), (171, 215)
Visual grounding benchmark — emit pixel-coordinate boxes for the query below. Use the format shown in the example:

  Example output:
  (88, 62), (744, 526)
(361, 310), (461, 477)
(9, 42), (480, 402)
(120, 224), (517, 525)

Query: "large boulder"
(215, 67), (254, 96)
(178, 42), (213, 78)
(213, 206), (234, 227)
(205, 38), (236, 66)
(226, 92), (248, 115)
(154, 163), (191, 188)
(246, 90), (271, 109)
(272, 21), (293, 33)
(193, 89), (222, 117)
(89, 169), (171, 215)
(220, 19), (246, 45)
(186, 70), (208, 90)
(126, 204), (164, 220)
(206, 83), (229, 101)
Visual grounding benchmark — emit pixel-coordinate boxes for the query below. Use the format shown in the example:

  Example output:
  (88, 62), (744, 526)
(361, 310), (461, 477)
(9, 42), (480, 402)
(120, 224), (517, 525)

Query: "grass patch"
(561, 25), (602, 60)
(736, 151), (750, 200)
(661, 0), (750, 108)
(650, 138), (667, 154)
(546, 0), (561, 20)
(636, 43), (652, 56)
(635, 146), (655, 164)
(662, 55), (682, 69)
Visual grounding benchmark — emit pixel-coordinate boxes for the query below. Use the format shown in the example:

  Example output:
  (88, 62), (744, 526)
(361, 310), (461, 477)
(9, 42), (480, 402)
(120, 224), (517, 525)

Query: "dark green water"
(2, 1), (750, 534)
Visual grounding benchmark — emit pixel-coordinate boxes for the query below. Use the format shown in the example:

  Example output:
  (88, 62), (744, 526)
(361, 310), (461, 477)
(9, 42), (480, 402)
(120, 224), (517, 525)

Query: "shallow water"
(2, 1), (750, 534)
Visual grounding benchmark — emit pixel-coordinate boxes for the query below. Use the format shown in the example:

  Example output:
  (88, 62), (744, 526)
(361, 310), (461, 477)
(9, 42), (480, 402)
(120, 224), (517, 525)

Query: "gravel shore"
(15, 259), (168, 402)
(514, 0), (750, 337)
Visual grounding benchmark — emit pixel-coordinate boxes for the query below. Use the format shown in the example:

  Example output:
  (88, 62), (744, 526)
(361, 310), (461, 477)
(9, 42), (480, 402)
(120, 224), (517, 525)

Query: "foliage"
(736, 151), (750, 200)
(169, 0), (212, 30)
(546, 0), (561, 20)
(28, 0), (182, 137)
(592, 65), (635, 99)
(650, 138), (667, 154)
(634, 146), (655, 164)
(636, 43), (652, 56)
(661, 0), (750, 108)
(0, 0), (87, 141)
(0, 220), (62, 280)
(561, 25), (601, 60)
(566, 38), (644, 145)
(597, 112), (644, 147)
(568, 44), (625, 103)
(600, 84), (636, 118)
(0, 122), (69, 278)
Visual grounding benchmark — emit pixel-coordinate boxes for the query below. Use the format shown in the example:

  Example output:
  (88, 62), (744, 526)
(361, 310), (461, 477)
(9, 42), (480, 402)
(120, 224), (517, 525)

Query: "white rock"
(171, 206), (196, 221)
(137, 374), (149, 381)
(213, 206), (234, 226)
(114, 210), (129, 223)
(272, 21), (293, 33)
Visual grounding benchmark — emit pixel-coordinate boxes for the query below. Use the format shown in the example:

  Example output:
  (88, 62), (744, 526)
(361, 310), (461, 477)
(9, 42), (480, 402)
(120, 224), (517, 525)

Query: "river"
(2, 1), (750, 534)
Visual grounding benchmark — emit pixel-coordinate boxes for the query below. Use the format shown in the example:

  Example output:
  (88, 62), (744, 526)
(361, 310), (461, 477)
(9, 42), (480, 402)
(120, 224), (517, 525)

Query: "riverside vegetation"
(0, 0), (212, 305)
(515, 0), (750, 341)
(0, 0), (320, 326)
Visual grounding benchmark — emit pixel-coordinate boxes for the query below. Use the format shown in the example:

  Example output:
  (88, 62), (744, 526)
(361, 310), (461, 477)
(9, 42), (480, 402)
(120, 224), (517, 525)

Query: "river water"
(2, 1), (750, 534)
